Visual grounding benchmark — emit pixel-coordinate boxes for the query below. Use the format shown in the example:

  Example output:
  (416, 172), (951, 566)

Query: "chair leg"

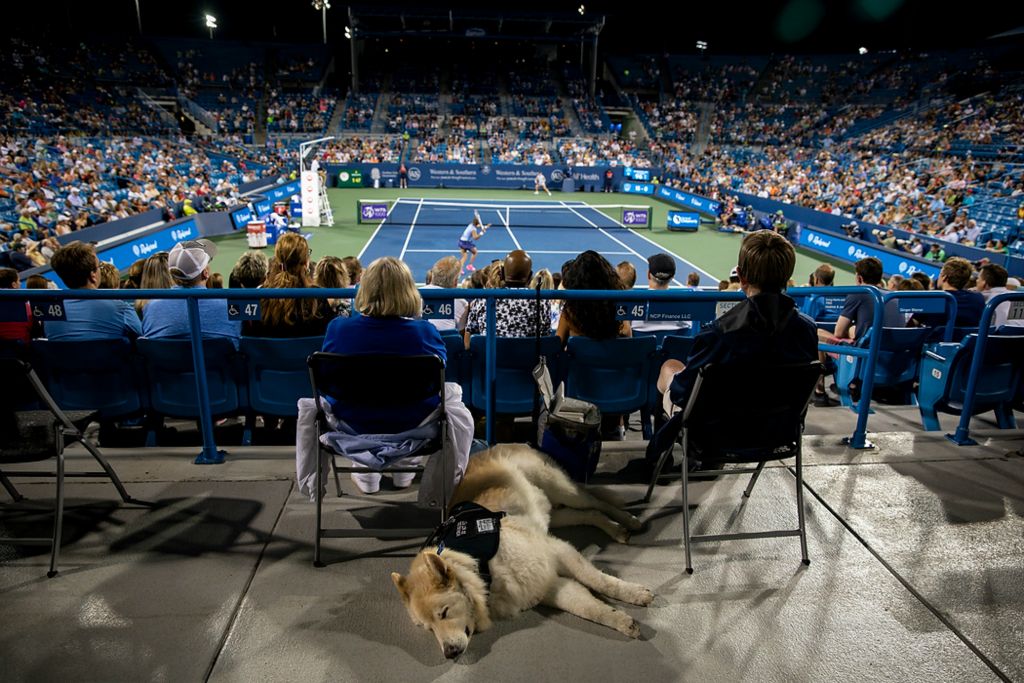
(79, 438), (137, 505)
(742, 462), (765, 499)
(994, 404), (1017, 429)
(241, 413), (253, 446)
(681, 433), (693, 575)
(314, 447), (324, 567)
(643, 440), (674, 504)
(331, 452), (343, 498)
(795, 447), (810, 567)
(0, 472), (24, 502)
(919, 403), (941, 431)
(48, 451), (65, 579)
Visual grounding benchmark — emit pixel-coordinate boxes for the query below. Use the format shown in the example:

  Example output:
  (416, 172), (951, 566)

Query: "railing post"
(844, 287), (886, 450)
(948, 298), (1001, 446)
(485, 296), (497, 445)
(186, 298), (224, 464)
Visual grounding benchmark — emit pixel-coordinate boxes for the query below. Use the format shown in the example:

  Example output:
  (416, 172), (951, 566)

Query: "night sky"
(1, 0), (1021, 55)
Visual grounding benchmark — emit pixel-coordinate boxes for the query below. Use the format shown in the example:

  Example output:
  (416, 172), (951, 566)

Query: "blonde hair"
(97, 261), (121, 289)
(355, 256), (422, 318)
(530, 268), (554, 290)
(135, 252), (173, 314)
(314, 255), (351, 289)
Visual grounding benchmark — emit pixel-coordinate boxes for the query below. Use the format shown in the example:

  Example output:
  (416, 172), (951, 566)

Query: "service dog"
(391, 445), (653, 659)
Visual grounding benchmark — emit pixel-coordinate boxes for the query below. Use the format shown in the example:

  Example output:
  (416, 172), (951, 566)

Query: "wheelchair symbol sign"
(227, 300), (261, 320)
(32, 303), (66, 321)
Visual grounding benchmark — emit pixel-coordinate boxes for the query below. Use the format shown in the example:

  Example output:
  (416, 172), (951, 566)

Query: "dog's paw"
(633, 587), (654, 607)
(622, 514), (643, 531)
(615, 615), (641, 639)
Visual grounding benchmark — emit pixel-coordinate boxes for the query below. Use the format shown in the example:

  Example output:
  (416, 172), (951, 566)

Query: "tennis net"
(357, 198), (653, 230)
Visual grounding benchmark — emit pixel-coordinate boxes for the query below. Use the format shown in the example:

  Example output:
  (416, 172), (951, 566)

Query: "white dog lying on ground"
(391, 444), (653, 659)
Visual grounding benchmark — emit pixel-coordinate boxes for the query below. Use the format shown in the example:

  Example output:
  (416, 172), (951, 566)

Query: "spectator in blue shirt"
(45, 241), (142, 341)
(142, 239), (241, 345)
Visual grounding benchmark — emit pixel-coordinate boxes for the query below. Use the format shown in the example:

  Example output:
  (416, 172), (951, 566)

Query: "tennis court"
(357, 197), (720, 286)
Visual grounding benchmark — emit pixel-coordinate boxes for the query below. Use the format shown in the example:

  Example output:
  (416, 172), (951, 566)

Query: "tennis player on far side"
(534, 171), (552, 196)
(457, 213), (491, 272)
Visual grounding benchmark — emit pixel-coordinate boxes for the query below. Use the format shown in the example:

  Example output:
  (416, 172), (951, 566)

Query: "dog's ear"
(391, 572), (410, 602)
(425, 552), (453, 587)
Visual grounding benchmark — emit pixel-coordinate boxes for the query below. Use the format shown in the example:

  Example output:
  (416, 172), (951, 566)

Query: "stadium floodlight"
(858, 46), (868, 55)
(344, 26), (352, 39)
(578, 4), (585, 15)
(312, 0), (331, 43)
(696, 40), (708, 51)
(205, 13), (217, 39)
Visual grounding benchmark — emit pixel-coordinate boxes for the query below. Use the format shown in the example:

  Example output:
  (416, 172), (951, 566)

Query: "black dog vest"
(426, 502), (505, 588)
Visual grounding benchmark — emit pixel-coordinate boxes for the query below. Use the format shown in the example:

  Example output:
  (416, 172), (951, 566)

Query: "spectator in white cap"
(141, 239), (241, 345)
(633, 253), (692, 335)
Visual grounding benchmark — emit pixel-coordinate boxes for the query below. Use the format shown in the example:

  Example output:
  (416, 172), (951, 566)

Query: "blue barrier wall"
(798, 226), (941, 280)
(54, 208), (165, 247)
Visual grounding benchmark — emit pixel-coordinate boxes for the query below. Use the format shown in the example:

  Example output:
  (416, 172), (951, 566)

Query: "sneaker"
(466, 264), (476, 271)
(534, 191), (539, 195)
(813, 391), (838, 408)
(351, 472), (381, 494)
(391, 472), (416, 489)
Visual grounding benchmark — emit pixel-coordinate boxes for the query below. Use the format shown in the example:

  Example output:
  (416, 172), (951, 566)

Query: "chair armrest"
(924, 350), (947, 362)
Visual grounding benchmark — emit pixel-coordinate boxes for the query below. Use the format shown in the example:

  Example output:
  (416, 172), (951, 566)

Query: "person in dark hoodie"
(655, 230), (818, 416)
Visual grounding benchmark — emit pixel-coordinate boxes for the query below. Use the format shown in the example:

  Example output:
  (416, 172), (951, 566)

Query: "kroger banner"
(655, 186), (721, 215)
(801, 226), (940, 280)
(230, 205), (254, 230)
(97, 219), (199, 272)
(264, 180), (301, 202)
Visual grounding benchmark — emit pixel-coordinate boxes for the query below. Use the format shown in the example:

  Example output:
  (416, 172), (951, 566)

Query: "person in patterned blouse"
(463, 249), (552, 347)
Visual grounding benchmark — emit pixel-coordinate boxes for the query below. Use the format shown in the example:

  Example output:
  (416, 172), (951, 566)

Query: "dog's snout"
(443, 643), (463, 659)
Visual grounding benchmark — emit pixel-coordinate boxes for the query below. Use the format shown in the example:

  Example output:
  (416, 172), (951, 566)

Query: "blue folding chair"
(32, 339), (147, 421)
(136, 339), (247, 443)
(917, 334), (1024, 431)
(834, 326), (935, 407)
(565, 336), (658, 438)
(469, 335), (562, 415)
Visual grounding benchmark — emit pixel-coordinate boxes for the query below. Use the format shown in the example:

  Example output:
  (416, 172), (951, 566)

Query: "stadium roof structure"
(347, 5), (605, 43)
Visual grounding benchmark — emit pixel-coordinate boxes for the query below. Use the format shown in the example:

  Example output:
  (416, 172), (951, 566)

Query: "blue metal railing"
(1, 284), (924, 459)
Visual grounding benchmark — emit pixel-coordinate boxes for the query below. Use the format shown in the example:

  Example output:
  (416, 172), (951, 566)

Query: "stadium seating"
(917, 334), (1024, 431)
(469, 336), (562, 416)
(834, 327), (935, 407)
(239, 335), (323, 420)
(564, 336), (659, 438)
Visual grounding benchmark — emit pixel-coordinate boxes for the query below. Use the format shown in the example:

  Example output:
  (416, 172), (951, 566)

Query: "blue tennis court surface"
(358, 198), (718, 286)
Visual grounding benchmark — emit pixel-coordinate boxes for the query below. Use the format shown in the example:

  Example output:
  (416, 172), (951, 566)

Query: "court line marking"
(499, 207), (523, 250)
(406, 249), (635, 255)
(559, 201), (686, 287)
(564, 201), (719, 284)
(398, 198), (425, 262)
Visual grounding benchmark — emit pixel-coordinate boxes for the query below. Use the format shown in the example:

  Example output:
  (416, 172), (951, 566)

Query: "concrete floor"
(1, 404), (1022, 682)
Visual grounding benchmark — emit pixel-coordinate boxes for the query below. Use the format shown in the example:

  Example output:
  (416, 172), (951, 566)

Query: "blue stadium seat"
(917, 334), (1024, 431)
(239, 336), (323, 419)
(469, 335), (562, 415)
(834, 327), (935, 407)
(564, 336), (658, 438)
(136, 339), (247, 441)
(32, 339), (147, 420)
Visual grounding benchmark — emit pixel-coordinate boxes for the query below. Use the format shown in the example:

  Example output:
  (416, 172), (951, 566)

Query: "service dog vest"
(427, 502), (506, 588)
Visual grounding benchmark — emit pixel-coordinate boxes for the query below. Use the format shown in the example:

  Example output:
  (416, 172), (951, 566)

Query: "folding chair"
(645, 361), (822, 573)
(307, 352), (448, 566)
(0, 358), (140, 578)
